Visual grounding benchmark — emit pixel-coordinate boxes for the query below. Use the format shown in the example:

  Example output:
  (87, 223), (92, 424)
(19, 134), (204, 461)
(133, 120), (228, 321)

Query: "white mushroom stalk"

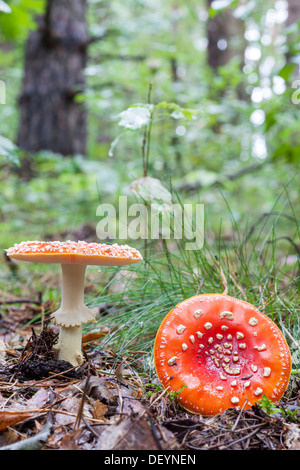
(6, 240), (143, 367)
(52, 264), (96, 366)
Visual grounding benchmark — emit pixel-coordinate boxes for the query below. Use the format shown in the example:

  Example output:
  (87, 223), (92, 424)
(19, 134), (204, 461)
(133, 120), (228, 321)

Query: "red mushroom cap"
(6, 240), (143, 266)
(154, 294), (292, 415)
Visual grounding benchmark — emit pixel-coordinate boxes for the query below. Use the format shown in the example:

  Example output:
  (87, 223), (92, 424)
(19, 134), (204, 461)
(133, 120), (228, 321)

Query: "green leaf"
(130, 176), (172, 206)
(209, 0), (237, 17)
(183, 169), (221, 188)
(278, 63), (296, 81)
(0, 0), (11, 13)
(155, 102), (198, 121)
(0, 135), (20, 166)
(210, 0), (235, 10)
(0, 0), (45, 40)
(117, 105), (153, 130)
(233, 0), (256, 19)
(108, 129), (131, 158)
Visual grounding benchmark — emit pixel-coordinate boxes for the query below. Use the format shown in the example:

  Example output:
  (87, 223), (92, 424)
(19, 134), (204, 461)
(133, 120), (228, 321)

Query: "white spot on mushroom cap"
(254, 387), (263, 396)
(194, 309), (203, 318)
(249, 317), (258, 326)
(254, 344), (267, 351)
(263, 367), (271, 377)
(182, 343), (188, 351)
(223, 365), (241, 376)
(204, 322), (213, 330)
(220, 311), (234, 320)
(236, 332), (244, 339)
(177, 324), (186, 334)
(168, 356), (177, 366)
(231, 396), (239, 404)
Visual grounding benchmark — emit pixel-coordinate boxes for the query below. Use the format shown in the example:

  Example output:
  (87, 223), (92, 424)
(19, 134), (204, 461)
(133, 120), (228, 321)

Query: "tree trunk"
(17, 0), (88, 156)
(206, 1), (245, 69)
(286, 0), (300, 69)
(287, 0), (300, 26)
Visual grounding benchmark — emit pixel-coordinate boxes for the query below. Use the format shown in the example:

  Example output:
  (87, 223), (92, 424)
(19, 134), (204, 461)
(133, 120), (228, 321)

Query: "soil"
(0, 327), (299, 450)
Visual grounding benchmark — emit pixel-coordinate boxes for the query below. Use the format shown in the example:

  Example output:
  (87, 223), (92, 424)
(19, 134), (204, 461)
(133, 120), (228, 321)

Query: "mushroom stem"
(60, 263), (87, 313)
(55, 324), (84, 366)
(52, 263), (96, 366)
(53, 264), (95, 327)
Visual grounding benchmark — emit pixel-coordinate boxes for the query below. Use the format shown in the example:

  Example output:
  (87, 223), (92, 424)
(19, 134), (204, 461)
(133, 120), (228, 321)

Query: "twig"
(179, 162), (266, 192)
(263, 236), (300, 257)
(227, 260), (247, 299)
(144, 404), (163, 450)
(196, 277), (205, 295)
(74, 374), (91, 430)
(0, 421), (52, 450)
(244, 211), (298, 246)
(222, 427), (262, 450)
(231, 399), (249, 432)
(0, 297), (42, 306)
(148, 386), (171, 408)
(215, 256), (228, 294)
(142, 83), (153, 177)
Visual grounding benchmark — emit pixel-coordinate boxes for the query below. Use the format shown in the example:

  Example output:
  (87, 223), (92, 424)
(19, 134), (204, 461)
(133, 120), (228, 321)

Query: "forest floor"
(0, 210), (299, 451)
(0, 302), (299, 451)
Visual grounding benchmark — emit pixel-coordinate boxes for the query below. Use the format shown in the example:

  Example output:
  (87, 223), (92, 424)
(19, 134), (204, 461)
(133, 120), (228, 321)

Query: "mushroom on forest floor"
(6, 240), (142, 366)
(154, 294), (292, 415)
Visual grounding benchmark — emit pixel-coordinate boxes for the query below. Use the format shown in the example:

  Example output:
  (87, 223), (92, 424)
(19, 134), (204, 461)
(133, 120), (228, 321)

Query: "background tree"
(206, 0), (245, 69)
(287, 0), (300, 25)
(17, 0), (88, 156)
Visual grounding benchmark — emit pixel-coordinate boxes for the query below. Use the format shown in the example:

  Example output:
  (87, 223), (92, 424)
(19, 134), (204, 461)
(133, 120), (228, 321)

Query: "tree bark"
(287, 0), (300, 26)
(17, 0), (88, 156)
(285, 0), (300, 69)
(206, 1), (245, 69)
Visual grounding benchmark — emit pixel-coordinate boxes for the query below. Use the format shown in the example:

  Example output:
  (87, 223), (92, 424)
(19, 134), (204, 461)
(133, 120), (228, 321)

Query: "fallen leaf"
(284, 423), (300, 450)
(59, 429), (82, 450)
(0, 409), (42, 432)
(96, 416), (178, 450)
(82, 329), (109, 344)
(26, 388), (50, 410)
(74, 377), (118, 406)
(93, 400), (108, 421)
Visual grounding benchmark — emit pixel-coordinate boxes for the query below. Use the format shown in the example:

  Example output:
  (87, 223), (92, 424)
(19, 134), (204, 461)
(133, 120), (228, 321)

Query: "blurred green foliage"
(0, 0), (299, 250)
(0, 1), (298, 372)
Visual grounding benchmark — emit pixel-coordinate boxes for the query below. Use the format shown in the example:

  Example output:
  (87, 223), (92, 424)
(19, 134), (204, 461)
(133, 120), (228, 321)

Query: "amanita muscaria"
(154, 294), (292, 415)
(6, 240), (142, 366)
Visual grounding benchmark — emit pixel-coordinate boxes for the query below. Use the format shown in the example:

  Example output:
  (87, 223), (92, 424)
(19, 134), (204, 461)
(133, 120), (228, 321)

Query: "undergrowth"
(0, 179), (299, 383)
(88, 190), (300, 380)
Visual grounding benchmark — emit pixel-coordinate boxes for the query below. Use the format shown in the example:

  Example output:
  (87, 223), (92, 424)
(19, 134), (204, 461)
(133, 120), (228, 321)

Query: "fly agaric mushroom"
(154, 294), (291, 415)
(6, 240), (142, 366)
